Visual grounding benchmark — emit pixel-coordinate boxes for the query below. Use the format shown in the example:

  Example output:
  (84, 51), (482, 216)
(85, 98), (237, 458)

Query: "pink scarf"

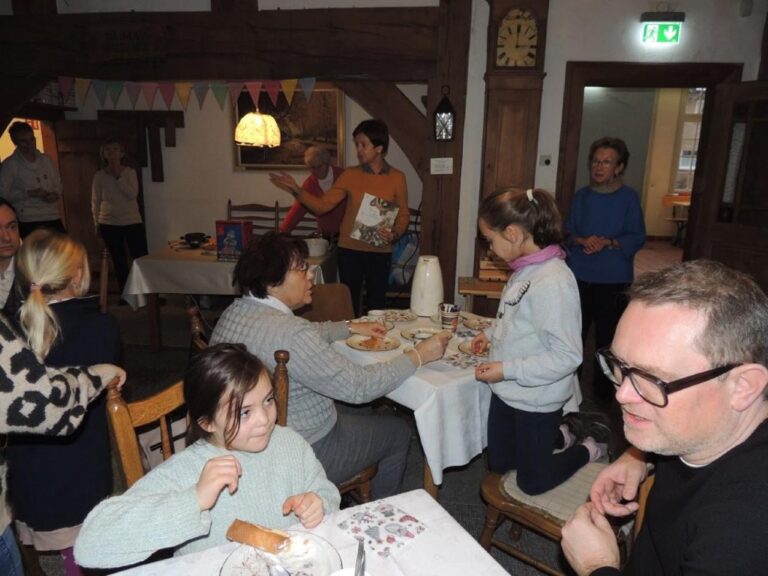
(508, 244), (565, 272)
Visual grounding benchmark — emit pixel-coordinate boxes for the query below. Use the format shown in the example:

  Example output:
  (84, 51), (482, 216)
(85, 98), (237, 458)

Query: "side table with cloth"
(122, 246), (337, 350)
(334, 315), (493, 496)
(114, 489), (508, 576)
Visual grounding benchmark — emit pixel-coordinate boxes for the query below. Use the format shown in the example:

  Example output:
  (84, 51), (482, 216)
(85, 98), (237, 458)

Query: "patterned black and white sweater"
(0, 314), (106, 534)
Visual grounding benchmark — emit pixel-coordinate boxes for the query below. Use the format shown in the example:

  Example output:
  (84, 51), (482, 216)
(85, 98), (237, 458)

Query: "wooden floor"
(634, 239), (683, 277)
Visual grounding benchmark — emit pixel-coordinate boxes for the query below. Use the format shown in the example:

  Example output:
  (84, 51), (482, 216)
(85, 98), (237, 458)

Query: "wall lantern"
(434, 86), (456, 142)
(640, 11), (685, 45)
(235, 111), (281, 147)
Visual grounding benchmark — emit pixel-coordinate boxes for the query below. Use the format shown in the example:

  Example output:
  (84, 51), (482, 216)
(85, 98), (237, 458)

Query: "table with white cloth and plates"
(122, 245), (337, 350)
(337, 310), (495, 497)
(114, 489), (508, 576)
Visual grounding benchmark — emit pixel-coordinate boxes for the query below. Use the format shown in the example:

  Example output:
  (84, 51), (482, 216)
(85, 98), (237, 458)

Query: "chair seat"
(499, 461), (607, 525)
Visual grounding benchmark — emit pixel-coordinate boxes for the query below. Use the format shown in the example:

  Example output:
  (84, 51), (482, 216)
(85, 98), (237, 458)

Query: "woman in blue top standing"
(564, 137), (645, 402)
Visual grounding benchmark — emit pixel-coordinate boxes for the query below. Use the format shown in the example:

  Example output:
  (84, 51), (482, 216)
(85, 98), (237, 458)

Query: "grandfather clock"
(481, 0), (548, 199)
(471, 0), (548, 315)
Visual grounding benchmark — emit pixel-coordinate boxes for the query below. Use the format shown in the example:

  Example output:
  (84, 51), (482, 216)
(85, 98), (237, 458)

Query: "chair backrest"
(185, 299), (210, 353)
(273, 350), (290, 426)
(407, 206), (421, 238)
(297, 283), (355, 322)
(283, 211), (320, 237)
(227, 199), (280, 233)
(106, 380), (187, 489)
(633, 473), (655, 540)
(99, 247), (110, 313)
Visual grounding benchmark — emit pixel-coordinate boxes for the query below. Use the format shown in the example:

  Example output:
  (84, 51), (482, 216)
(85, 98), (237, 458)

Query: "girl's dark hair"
(588, 136), (630, 171)
(352, 119), (389, 153)
(184, 343), (270, 447)
(233, 232), (308, 297)
(479, 188), (564, 247)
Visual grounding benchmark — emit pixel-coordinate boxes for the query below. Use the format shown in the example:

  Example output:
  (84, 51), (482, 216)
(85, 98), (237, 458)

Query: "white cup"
(367, 309), (386, 325)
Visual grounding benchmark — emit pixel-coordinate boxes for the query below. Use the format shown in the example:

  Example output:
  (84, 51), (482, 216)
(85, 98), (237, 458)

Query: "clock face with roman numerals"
(496, 9), (538, 68)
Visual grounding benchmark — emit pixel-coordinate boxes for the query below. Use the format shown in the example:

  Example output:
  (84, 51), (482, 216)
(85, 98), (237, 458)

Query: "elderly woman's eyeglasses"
(595, 347), (741, 408)
(590, 159), (616, 167)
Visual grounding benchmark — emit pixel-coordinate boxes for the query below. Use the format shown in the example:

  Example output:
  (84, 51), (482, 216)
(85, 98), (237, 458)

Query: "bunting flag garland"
(158, 82), (176, 109)
(176, 82), (193, 110)
(51, 77), (319, 112)
(299, 77), (316, 102)
(192, 82), (209, 109)
(125, 82), (142, 109)
(281, 79), (298, 105)
(263, 80), (281, 107)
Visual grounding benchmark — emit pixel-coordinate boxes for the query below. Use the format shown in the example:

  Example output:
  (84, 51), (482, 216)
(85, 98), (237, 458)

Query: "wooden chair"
(478, 465), (655, 576)
(297, 283), (356, 322)
(185, 298), (211, 353)
(99, 247), (110, 313)
(106, 380), (188, 489)
(283, 210), (321, 238)
(384, 206), (421, 306)
(227, 199), (281, 234)
(273, 350), (377, 504)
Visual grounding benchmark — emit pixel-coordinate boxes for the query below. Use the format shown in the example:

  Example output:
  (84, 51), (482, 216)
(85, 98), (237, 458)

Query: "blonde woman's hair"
(17, 230), (91, 358)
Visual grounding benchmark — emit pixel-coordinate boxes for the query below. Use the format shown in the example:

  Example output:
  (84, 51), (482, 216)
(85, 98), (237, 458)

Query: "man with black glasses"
(561, 260), (768, 575)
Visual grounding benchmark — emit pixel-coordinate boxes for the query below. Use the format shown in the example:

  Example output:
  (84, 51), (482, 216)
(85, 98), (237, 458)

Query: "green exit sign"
(642, 22), (682, 44)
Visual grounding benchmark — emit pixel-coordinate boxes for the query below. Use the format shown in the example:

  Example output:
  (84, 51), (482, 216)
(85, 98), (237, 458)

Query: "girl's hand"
(91, 364), (127, 391)
(268, 172), (301, 195)
(475, 362), (503, 383)
(471, 333), (489, 355)
(350, 322), (388, 338)
(196, 455), (242, 511)
(283, 492), (324, 528)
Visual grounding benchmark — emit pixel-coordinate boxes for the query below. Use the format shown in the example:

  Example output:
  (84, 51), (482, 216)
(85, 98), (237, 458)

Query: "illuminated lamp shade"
(434, 86), (456, 142)
(235, 111), (281, 147)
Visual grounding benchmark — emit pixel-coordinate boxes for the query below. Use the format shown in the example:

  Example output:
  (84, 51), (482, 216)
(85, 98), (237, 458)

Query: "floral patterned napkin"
(336, 501), (426, 558)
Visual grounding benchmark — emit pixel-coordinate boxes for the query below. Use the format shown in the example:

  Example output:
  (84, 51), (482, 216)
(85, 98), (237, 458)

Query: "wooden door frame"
(555, 61), (742, 256)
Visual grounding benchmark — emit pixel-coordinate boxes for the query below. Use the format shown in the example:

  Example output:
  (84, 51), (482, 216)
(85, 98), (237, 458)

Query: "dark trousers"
(99, 223), (149, 292)
(577, 280), (629, 400)
(338, 247), (391, 316)
(487, 395), (589, 495)
(19, 219), (66, 238)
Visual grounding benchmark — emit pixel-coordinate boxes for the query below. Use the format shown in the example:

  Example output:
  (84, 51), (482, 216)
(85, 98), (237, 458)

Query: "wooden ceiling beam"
(0, 8), (439, 82)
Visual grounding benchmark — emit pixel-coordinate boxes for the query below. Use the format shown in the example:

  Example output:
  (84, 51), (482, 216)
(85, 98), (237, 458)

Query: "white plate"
(461, 314), (493, 331)
(220, 531), (342, 576)
(382, 309), (417, 323)
(458, 340), (490, 357)
(400, 327), (443, 342)
(352, 317), (395, 331)
(346, 334), (401, 351)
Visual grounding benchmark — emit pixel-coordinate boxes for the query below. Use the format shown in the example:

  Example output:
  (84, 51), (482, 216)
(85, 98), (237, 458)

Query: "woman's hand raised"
(268, 172), (301, 196)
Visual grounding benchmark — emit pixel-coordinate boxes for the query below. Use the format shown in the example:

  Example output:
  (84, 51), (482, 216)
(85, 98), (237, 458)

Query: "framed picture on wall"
(234, 83), (344, 170)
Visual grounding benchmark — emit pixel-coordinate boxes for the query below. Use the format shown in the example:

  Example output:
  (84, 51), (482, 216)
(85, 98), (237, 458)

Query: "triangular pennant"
(58, 76), (75, 102)
(106, 81), (124, 107)
(176, 82), (193, 110)
(141, 83), (159, 108)
(158, 82), (176, 109)
(193, 82), (209, 109)
(228, 82), (244, 108)
(264, 80), (281, 107)
(299, 77), (316, 102)
(281, 79), (298, 105)
(92, 80), (109, 107)
(210, 83), (228, 110)
(125, 82), (142, 109)
(245, 82), (262, 108)
(75, 78), (92, 105)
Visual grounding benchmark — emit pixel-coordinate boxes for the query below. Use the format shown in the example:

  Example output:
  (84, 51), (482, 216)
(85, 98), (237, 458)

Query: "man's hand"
(350, 322), (388, 338)
(562, 503), (621, 576)
(268, 172), (301, 196)
(475, 361), (503, 383)
(283, 492), (324, 528)
(196, 455), (242, 511)
(590, 447), (647, 516)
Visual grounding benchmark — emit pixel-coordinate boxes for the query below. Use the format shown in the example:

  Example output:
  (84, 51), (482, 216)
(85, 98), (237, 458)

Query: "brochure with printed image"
(350, 192), (400, 248)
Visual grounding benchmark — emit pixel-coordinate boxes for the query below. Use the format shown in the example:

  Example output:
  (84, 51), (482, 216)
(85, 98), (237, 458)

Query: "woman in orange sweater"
(270, 119), (410, 315)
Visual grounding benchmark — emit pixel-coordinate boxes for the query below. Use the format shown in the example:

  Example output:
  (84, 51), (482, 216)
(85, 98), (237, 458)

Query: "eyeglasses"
(595, 347), (741, 408)
(290, 261), (310, 274)
(591, 159), (616, 167)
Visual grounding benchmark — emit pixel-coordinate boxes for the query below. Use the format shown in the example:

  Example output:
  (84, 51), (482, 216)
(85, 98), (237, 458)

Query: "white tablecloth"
(115, 489), (507, 576)
(334, 316), (492, 485)
(123, 246), (337, 309)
